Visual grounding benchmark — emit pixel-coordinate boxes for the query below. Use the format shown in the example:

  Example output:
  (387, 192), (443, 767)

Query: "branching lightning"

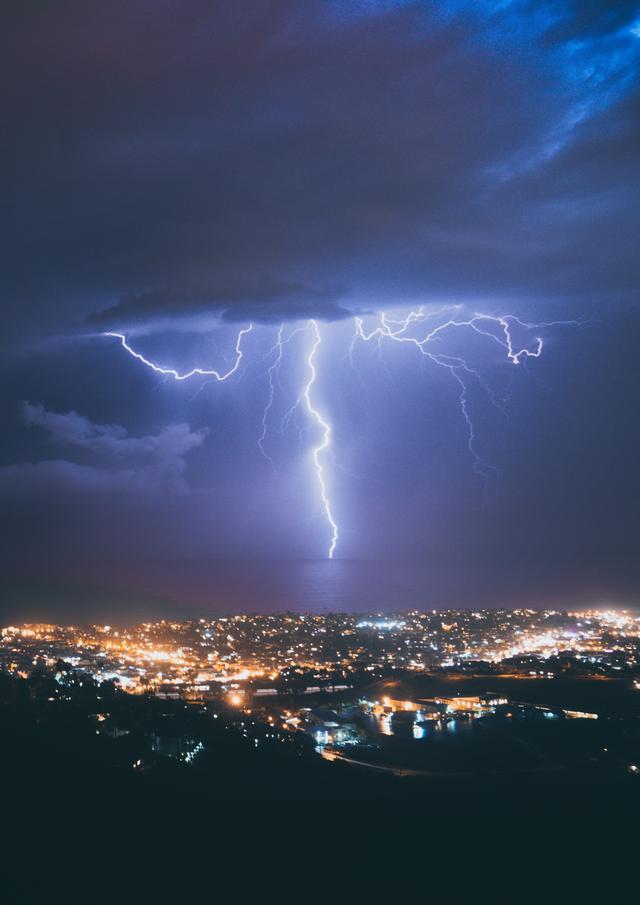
(102, 307), (576, 559)
(354, 309), (578, 364)
(352, 308), (579, 492)
(258, 323), (306, 468)
(258, 325), (285, 469)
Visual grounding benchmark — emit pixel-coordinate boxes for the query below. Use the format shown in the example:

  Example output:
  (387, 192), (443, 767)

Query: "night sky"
(2, 1), (639, 622)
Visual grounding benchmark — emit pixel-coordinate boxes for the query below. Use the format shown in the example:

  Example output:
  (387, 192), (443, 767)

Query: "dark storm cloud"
(14, 402), (207, 490)
(2, 0), (638, 340)
(89, 278), (352, 328)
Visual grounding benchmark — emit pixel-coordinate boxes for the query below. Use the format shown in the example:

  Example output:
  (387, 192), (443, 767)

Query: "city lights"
(2, 608), (639, 701)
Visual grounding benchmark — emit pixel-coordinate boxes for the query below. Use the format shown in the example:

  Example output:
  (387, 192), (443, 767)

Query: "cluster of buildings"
(295, 692), (601, 752)
(3, 609), (639, 778)
(1, 608), (638, 706)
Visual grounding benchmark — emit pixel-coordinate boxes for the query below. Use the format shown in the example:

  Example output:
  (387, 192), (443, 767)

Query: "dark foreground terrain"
(2, 666), (640, 842)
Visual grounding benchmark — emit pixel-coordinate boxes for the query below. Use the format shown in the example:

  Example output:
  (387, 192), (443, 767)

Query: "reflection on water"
(365, 711), (475, 741)
(284, 560), (418, 612)
(19, 557), (618, 625)
(369, 713), (394, 736)
(163, 558), (543, 616)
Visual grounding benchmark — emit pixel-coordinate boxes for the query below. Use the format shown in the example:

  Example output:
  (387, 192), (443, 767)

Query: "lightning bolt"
(104, 325), (253, 381)
(101, 308), (577, 558)
(303, 320), (339, 559)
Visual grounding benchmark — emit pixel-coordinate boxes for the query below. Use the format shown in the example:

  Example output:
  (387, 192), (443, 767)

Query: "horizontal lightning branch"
(104, 325), (253, 381)
(352, 308), (579, 493)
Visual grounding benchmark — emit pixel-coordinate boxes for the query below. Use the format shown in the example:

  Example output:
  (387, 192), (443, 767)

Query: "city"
(3, 609), (639, 785)
(3, 609), (640, 698)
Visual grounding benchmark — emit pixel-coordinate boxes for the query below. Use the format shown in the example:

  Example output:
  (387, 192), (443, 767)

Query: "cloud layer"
(2, 1), (638, 337)
(7, 403), (207, 493)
